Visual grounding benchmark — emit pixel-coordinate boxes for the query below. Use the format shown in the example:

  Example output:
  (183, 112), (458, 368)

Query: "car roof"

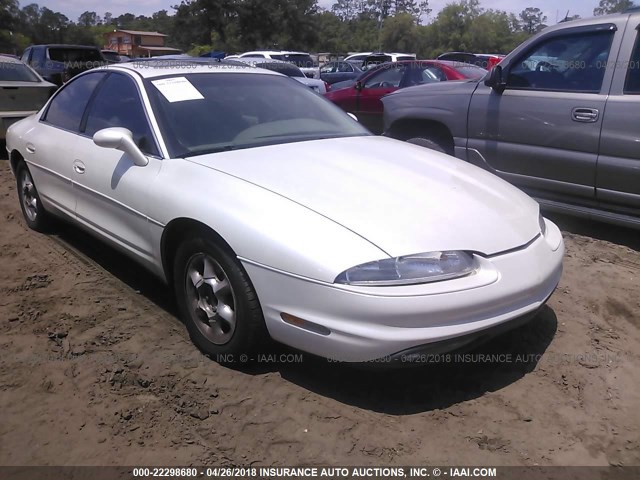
(242, 50), (310, 55)
(30, 44), (101, 49)
(107, 61), (281, 79)
(0, 55), (24, 65)
(535, 10), (638, 35)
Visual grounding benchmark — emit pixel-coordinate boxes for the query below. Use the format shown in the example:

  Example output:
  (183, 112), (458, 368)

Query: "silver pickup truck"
(383, 9), (640, 229)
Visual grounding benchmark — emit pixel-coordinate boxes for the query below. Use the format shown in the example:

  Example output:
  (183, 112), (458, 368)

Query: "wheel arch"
(9, 149), (25, 175)
(386, 118), (455, 155)
(160, 217), (236, 286)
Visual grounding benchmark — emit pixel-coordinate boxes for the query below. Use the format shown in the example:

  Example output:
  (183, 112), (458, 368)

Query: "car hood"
(384, 77), (481, 100)
(186, 136), (540, 257)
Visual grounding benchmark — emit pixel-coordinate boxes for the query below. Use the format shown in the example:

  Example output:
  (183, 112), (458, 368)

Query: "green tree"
(519, 7), (547, 34)
(594, 0), (636, 15)
(0, 0), (20, 51)
(381, 12), (418, 51)
(77, 11), (101, 27)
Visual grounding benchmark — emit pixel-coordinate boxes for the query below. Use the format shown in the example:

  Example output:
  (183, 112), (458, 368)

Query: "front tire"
(16, 161), (52, 232)
(173, 235), (267, 361)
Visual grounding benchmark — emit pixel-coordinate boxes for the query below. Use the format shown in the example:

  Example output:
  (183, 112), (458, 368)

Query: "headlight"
(335, 251), (479, 286)
(539, 214), (547, 236)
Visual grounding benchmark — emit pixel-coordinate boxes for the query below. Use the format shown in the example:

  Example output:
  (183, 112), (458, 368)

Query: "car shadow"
(271, 306), (557, 415)
(51, 221), (559, 415)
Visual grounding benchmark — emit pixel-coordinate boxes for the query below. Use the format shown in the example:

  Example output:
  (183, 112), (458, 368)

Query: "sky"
(32, 0), (601, 25)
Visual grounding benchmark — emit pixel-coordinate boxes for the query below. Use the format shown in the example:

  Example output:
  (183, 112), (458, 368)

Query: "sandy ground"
(0, 156), (639, 467)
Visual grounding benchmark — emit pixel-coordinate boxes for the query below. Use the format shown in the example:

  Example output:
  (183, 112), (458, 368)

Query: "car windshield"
(255, 62), (304, 78)
(48, 48), (103, 62)
(146, 72), (370, 158)
(102, 51), (121, 62)
(0, 61), (40, 82)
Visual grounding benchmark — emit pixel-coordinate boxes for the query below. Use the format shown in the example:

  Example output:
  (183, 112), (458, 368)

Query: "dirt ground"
(0, 156), (639, 468)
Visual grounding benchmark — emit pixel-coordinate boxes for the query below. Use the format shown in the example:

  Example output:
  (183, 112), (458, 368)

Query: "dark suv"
(383, 10), (640, 229)
(21, 45), (106, 86)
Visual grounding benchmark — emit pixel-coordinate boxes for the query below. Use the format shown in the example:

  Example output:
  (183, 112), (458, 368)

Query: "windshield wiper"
(185, 144), (237, 157)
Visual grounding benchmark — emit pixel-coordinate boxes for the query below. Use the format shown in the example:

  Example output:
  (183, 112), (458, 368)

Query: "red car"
(324, 60), (486, 134)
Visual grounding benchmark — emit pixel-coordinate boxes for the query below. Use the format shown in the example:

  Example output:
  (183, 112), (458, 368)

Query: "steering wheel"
(380, 81), (394, 88)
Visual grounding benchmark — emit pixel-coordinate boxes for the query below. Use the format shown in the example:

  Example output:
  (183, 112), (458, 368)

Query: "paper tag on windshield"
(151, 77), (204, 102)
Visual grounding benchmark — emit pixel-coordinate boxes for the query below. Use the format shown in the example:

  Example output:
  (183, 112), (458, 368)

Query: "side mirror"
(93, 127), (149, 167)
(354, 81), (363, 91)
(484, 65), (506, 93)
(347, 112), (358, 122)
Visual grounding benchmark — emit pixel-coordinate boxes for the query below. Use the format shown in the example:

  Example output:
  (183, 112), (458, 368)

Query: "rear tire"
(173, 235), (268, 363)
(16, 161), (52, 232)
(406, 136), (448, 154)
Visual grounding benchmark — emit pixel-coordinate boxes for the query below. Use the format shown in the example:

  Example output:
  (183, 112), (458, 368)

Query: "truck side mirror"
(485, 65), (506, 94)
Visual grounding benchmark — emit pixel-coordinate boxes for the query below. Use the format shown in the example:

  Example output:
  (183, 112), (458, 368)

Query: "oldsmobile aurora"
(6, 62), (564, 363)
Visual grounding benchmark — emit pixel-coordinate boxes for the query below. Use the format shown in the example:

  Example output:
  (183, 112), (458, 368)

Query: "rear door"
(467, 22), (622, 204)
(597, 23), (640, 215)
(28, 71), (106, 218)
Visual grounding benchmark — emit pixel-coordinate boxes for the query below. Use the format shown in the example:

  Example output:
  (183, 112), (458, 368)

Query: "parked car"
(235, 57), (328, 93)
(361, 52), (417, 70)
(6, 62), (563, 364)
(101, 49), (130, 63)
(21, 44), (107, 85)
(0, 56), (56, 140)
(237, 51), (318, 78)
(437, 52), (505, 70)
(344, 52), (372, 64)
(383, 9), (640, 229)
(320, 61), (363, 85)
(325, 60), (486, 134)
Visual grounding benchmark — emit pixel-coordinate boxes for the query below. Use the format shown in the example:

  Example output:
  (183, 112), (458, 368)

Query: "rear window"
(283, 54), (314, 69)
(256, 62), (304, 78)
(48, 48), (103, 63)
(0, 61), (40, 82)
(102, 51), (121, 62)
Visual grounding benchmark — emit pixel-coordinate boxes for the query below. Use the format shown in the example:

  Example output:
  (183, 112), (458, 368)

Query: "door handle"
(572, 107), (599, 123)
(73, 160), (85, 174)
(25, 143), (36, 154)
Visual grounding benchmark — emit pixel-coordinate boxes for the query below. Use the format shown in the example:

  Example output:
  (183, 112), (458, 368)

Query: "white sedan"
(6, 61), (563, 364)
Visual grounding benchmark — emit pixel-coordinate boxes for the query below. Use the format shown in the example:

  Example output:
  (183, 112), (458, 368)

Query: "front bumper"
(243, 220), (564, 362)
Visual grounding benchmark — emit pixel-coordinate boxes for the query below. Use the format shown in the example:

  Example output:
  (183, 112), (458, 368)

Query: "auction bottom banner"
(1, 466), (638, 480)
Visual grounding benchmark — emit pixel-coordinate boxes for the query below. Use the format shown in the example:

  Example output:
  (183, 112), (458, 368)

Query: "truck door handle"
(572, 107), (599, 123)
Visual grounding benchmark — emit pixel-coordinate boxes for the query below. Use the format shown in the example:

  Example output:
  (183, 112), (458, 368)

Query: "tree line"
(0, 0), (637, 58)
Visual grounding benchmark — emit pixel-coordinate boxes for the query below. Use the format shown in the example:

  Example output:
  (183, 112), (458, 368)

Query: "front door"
(73, 72), (162, 265)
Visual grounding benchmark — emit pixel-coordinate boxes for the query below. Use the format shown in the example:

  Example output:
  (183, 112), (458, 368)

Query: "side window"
(320, 63), (336, 74)
(84, 73), (159, 156)
(364, 66), (405, 89)
(624, 33), (640, 94)
(423, 66), (447, 82)
(507, 30), (614, 93)
(43, 72), (105, 132)
(31, 47), (45, 67)
(338, 62), (353, 73)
